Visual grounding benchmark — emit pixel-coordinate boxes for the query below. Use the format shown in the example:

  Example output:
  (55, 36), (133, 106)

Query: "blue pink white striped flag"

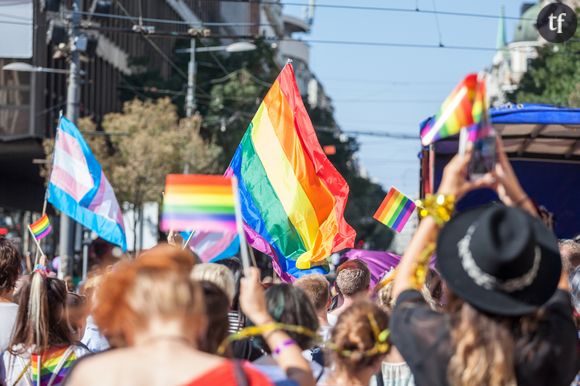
(48, 116), (126, 250)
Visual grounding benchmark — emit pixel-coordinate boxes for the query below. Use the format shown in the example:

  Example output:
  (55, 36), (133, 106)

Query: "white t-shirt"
(0, 303), (18, 351)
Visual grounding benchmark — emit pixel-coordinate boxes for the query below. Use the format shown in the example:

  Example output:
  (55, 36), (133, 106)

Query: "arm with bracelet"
(393, 146), (494, 299)
(240, 268), (315, 386)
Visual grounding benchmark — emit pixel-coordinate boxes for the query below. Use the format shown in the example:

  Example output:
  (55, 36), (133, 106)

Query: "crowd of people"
(1, 139), (579, 386)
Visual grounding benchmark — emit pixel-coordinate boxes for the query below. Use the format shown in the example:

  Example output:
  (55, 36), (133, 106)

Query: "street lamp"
(176, 41), (257, 117)
(2, 62), (70, 74)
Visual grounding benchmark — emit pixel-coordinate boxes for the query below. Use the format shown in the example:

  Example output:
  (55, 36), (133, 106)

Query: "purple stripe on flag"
(35, 225), (52, 240)
(391, 199), (415, 232)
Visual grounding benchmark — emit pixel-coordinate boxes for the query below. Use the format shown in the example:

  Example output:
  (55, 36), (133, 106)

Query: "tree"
(44, 98), (223, 251)
(509, 29), (580, 107)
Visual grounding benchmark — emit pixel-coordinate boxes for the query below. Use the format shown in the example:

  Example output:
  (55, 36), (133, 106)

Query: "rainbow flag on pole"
(29, 214), (52, 240)
(225, 63), (355, 278)
(373, 188), (416, 233)
(161, 175), (236, 232)
(421, 73), (486, 146)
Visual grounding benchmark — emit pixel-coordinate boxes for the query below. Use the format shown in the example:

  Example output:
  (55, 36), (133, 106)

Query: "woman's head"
(190, 263), (235, 306)
(196, 281), (230, 355)
(10, 272), (72, 354)
(93, 244), (205, 347)
(330, 300), (390, 377)
(262, 284), (319, 351)
(437, 205), (560, 316)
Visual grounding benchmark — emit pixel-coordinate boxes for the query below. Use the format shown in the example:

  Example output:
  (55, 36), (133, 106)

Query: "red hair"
(94, 244), (202, 346)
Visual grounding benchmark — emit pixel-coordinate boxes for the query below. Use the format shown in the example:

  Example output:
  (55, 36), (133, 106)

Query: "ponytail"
(9, 272), (72, 355)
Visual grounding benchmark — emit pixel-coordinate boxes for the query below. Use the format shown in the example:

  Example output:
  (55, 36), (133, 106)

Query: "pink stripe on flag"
(51, 165), (92, 202)
(57, 130), (86, 161)
(190, 231), (236, 262)
(161, 220), (237, 233)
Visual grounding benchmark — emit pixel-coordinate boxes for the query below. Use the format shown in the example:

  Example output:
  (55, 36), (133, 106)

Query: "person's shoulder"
(66, 349), (130, 386)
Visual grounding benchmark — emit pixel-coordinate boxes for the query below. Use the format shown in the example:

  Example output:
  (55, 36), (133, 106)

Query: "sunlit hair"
(9, 273), (72, 355)
(329, 300), (389, 378)
(0, 237), (22, 294)
(190, 263), (235, 305)
(93, 244), (204, 347)
(446, 293), (543, 386)
(294, 274), (330, 312)
(376, 281), (437, 313)
(336, 259), (371, 296)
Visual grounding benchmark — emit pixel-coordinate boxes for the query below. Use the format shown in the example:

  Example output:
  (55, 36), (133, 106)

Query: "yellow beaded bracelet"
(416, 193), (456, 226)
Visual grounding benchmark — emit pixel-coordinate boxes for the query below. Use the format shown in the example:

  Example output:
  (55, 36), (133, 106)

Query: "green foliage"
(510, 30), (580, 107)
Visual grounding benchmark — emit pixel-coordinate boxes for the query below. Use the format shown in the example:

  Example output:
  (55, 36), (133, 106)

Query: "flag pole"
(231, 177), (251, 273)
(27, 226), (45, 263)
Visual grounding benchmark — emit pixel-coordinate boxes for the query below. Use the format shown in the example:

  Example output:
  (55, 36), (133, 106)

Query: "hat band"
(457, 225), (541, 293)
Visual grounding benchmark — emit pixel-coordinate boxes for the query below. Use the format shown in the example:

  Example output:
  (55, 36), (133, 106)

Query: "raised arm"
(240, 268), (315, 386)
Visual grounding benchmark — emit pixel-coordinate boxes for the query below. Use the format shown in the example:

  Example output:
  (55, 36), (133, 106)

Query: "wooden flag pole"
(231, 177), (251, 273)
(28, 226), (45, 262)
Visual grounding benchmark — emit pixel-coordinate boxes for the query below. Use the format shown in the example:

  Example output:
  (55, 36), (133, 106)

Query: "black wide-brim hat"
(437, 204), (561, 316)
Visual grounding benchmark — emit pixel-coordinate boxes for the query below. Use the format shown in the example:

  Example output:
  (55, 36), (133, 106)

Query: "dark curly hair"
(0, 237), (22, 294)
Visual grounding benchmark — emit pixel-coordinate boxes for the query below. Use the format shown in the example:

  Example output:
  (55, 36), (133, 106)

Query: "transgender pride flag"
(48, 117), (126, 251)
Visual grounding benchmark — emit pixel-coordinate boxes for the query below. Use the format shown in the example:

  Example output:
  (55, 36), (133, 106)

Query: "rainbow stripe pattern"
(161, 175), (236, 232)
(225, 63), (355, 277)
(421, 73), (485, 146)
(373, 188), (416, 233)
(30, 214), (52, 240)
(31, 346), (77, 386)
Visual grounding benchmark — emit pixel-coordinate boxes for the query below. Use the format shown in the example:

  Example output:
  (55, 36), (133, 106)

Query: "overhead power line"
(217, 0), (534, 21)
(290, 38), (497, 52)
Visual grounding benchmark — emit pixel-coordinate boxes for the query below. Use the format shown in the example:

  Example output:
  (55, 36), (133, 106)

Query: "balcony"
(279, 39), (310, 66)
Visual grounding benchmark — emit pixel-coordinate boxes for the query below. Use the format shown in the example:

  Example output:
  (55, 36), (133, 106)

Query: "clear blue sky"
(285, 0), (528, 196)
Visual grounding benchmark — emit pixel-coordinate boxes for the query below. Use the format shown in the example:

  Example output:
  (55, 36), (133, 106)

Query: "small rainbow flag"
(160, 174), (236, 232)
(420, 73), (482, 146)
(31, 345), (77, 386)
(29, 214), (52, 240)
(373, 188), (416, 233)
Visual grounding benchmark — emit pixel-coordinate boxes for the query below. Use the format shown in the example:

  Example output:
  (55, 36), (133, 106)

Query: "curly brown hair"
(329, 300), (389, 378)
(335, 259), (371, 296)
(0, 237), (22, 294)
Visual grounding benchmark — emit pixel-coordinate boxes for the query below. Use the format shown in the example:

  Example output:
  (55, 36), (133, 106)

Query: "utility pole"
(59, 0), (81, 279)
(185, 38), (196, 118)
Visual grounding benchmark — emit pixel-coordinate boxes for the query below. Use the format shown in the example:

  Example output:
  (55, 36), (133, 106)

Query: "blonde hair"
(190, 263), (235, 304)
(94, 245), (205, 346)
(376, 281), (437, 312)
(294, 274), (330, 312)
(447, 297), (517, 386)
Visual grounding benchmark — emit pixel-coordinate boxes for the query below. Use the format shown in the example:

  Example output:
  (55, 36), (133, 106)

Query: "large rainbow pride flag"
(226, 63), (355, 279)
